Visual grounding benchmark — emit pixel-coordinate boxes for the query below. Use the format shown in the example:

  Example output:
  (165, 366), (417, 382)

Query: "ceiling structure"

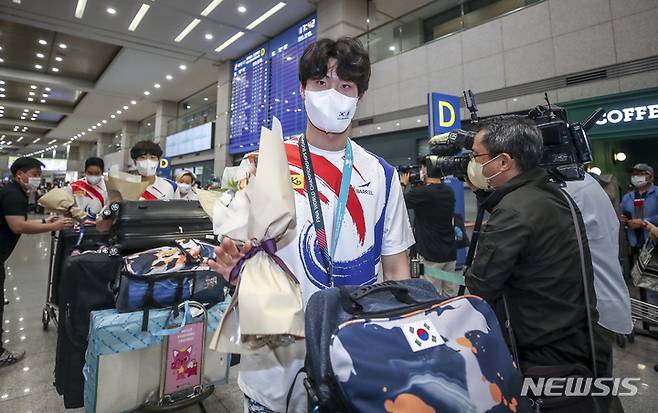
(0, 0), (317, 157)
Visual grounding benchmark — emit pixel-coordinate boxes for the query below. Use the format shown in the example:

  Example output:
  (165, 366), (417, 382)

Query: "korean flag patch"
(402, 318), (444, 352)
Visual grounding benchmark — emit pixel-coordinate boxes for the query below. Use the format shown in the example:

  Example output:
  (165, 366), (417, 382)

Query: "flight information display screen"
(229, 14), (317, 155)
(229, 46), (270, 154)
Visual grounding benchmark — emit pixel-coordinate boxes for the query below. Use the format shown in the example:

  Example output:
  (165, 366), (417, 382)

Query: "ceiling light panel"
(201, 0), (224, 16)
(215, 31), (244, 52)
(246, 2), (286, 30)
(175, 19), (201, 42)
(129, 4), (151, 31)
(75, 0), (87, 19)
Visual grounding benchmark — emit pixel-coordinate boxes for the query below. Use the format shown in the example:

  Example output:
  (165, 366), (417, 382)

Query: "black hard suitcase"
(50, 227), (109, 305)
(54, 251), (122, 408)
(106, 200), (216, 252)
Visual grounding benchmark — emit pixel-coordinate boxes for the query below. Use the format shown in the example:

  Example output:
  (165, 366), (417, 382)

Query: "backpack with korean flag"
(299, 279), (530, 413)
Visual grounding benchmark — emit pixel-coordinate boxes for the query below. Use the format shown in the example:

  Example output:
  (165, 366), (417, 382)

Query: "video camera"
(423, 90), (604, 183)
(396, 164), (423, 186)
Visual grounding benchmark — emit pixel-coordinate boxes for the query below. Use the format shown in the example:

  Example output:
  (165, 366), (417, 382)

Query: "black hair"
(478, 115), (544, 173)
(85, 157), (105, 171)
(10, 157), (45, 176)
(130, 140), (163, 160)
(299, 37), (371, 95)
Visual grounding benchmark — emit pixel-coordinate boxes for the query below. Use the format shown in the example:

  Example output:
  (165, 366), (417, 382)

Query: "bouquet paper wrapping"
(209, 117), (303, 354)
(106, 168), (150, 201)
(38, 187), (87, 220)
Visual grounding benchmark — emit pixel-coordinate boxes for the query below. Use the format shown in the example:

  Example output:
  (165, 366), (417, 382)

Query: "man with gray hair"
(464, 116), (612, 382)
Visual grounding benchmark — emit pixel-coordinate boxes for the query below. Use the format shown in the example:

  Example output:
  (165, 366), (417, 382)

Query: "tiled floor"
(1, 230), (657, 412)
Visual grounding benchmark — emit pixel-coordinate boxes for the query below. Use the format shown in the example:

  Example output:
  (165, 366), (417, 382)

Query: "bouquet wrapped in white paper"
(209, 117), (303, 354)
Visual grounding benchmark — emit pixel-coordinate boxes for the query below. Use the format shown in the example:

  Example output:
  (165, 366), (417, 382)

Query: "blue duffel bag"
(114, 239), (227, 317)
(301, 279), (530, 413)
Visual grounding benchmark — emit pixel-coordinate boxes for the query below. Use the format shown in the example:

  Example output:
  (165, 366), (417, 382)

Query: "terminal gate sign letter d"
(428, 92), (461, 134)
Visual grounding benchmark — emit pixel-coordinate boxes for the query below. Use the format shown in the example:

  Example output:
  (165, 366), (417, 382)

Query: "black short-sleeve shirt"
(0, 180), (28, 261)
(404, 183), (456, 263)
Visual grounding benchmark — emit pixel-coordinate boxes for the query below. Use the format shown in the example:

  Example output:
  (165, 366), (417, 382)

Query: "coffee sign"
(561, 87), (658, 141)
(596, 104), (658, 125)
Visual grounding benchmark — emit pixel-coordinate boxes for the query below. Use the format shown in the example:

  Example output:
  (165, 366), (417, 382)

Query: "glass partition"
(167, 103), (217, 135)
(105, 131), (122, 154)
(358, 0), (543, 63)
(167, 84), (218, 135)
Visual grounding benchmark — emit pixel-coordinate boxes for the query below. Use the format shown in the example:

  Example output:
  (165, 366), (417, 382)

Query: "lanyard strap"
(298, 136), (353, 287)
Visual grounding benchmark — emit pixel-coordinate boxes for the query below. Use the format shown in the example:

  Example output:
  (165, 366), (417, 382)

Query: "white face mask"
(304, 89), (358, 134)
(631, 175), (648, 188)
(178, 183), (191, 194)
(86, 175), (103, 185)
(137, 159), (159, 177)
(467, 155), (503, 191)
(27, 177), (41, 190)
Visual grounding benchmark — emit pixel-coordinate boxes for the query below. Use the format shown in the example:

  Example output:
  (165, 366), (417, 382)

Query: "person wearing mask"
(65, 157), (108, 223)
(130, 140), (180, 201)
(464, 117), (612, 400)
(208, 37), (414, 413)
(176, 170), (198, 201)
(564, 174), (633, 339)
(0, 157), (73, 367)
(620, 164), (658, 302)
(400, 161), (457, 296)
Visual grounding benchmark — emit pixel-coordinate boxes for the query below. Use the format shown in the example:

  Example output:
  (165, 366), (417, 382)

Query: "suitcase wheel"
(42, 308), (50, 331)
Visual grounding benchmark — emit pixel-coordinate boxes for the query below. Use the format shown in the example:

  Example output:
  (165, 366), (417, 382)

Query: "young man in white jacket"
(209, 37), (415, 413)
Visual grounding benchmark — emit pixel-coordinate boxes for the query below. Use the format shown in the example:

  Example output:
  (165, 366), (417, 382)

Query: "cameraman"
(464, 116), (611, 380)
(400, 162), (457, 296)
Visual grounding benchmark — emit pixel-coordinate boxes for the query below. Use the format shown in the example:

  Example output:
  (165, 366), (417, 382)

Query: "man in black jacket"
(401, 161), (457, 296)
(464, 116), (611, 379)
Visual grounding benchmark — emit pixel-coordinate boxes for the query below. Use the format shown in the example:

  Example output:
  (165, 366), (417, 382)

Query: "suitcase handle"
(339, 281), (417, 314)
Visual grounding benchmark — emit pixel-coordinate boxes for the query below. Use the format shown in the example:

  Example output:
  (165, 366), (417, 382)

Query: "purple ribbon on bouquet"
(228, 239), (299, 285)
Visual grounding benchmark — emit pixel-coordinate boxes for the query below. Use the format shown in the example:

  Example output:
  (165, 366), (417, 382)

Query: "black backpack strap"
(458, 203), (488, 295)
(141, 281), (155, 331)
(559, 189), (599, 379)
(285, 367), (306, 413)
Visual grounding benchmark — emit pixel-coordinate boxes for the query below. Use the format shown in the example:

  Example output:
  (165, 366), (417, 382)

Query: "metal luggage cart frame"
(139, 301), (215, 412)
(43, 231), (59, 330)
(631, 297), (658, 332)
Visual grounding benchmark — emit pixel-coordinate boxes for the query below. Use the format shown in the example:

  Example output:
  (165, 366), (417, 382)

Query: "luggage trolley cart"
(43, 230), (60, 330)
(629, 298), (658, 372)
(140, 301), (215, 412)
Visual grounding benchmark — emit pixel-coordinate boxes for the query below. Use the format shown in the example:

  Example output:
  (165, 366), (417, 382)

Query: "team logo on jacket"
(402, 319), (443, 352)
(356, 181), (373, 196)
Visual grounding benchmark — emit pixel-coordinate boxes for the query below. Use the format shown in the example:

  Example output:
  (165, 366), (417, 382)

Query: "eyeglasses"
(469, 152), (491, 160)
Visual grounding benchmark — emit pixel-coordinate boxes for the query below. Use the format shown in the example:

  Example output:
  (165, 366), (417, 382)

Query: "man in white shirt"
(66, 157), (108, 223)
(209, 37), (415, 413)
(96, 141), (179, 232)
(129, 140), (180, 201)
(564, 173), (633, 335)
